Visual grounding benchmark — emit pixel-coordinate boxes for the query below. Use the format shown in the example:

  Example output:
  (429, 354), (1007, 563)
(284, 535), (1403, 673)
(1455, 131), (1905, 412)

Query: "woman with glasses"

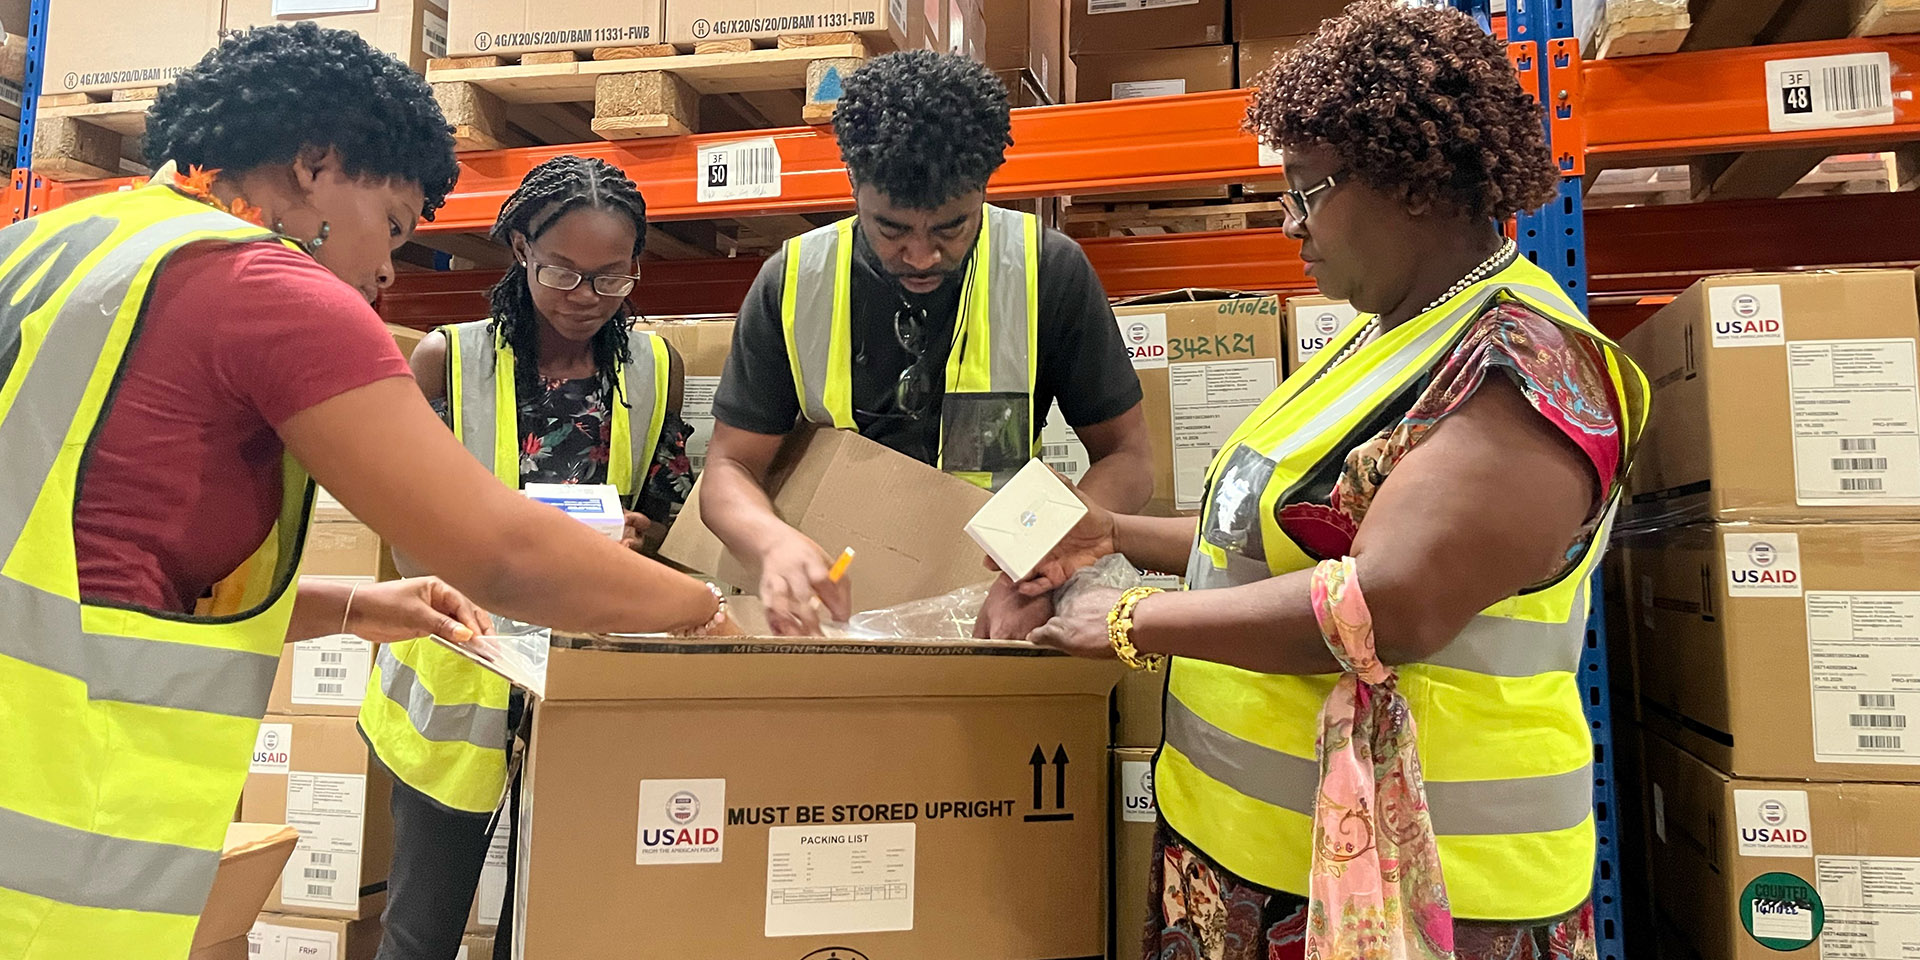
(1015, 4), (1649, 960)
(363, 154), (699, 960)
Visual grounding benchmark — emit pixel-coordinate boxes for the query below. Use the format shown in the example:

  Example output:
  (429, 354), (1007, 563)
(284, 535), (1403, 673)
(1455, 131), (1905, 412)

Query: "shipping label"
(637, 778), (726, 865)
(1120, 759), (1156, 823)
(1788, 339), (1920, 506)
(1294, 302), (1361, 366)
(1172, 359), (1279, 511)
(1766, 53), (1895, 134)
(248, 920), (340, 960)
(1817, 857), (1920, 960)
(1725, 532), (1803, 598)
(682, 375), (720, 473)
(291, 635), (373, 706)
(1736, 789), (1813, 858)
(424, 9), (449, 59)
(1806, 592), (1920, 765)
(1708, 284), (1785, 347)
(1112, 79), (1185, 100)
(1040, 401), (1091, 483)
(697, 139), (781, 204)
(281, 772), (368, 910)
(765, 823), (916, 937)
(251, 722), (292, 775)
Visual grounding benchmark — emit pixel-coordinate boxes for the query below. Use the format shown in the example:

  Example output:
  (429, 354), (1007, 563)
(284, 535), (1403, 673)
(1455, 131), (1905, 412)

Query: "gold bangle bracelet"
(1107, 585), (1165, 671)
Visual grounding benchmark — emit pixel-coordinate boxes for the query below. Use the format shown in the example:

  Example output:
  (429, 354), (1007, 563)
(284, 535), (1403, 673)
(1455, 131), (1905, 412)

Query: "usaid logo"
(1749, 541), (1777, 567)
(1731, 540), (1797, 588)
(262, 729), (281, 752)
(1127, 322), (1151, 345)
(667, 791), (700, 825)
(1732, 294), (1762, 319)
(1314, 312), (1342, 335)
(1709, 285), (1785, 347)
(1759, 799), (1788, 826)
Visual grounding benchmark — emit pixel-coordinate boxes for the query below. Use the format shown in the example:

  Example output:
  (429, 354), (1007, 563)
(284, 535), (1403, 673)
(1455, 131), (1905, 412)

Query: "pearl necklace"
(1320, 237), (1517, 373)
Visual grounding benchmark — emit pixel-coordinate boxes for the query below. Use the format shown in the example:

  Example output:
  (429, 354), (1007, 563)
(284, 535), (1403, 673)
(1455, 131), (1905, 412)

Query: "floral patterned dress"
(1143, 300), (1621, 960)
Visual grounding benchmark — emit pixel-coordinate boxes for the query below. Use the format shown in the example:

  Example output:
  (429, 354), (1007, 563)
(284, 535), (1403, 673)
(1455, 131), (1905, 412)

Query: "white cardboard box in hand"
(965, 460), (1090, 582)
(524, 483), (624, 540)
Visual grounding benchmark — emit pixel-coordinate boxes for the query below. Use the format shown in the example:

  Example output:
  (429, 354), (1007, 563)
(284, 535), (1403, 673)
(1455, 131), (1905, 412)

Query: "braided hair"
(487, 155), (649, 403)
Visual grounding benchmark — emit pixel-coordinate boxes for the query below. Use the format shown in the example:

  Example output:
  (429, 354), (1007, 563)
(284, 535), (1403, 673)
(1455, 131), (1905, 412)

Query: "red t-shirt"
(74, 242), (411, 613)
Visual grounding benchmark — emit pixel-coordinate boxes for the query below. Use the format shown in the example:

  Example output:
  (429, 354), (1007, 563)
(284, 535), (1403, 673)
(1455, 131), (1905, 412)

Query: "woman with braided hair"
(364, 155), (697, 960)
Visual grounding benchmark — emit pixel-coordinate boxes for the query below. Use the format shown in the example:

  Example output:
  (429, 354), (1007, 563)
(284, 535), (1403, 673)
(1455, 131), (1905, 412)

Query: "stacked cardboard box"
(247, 914), (382, 960)
(191, 824), (302, 960)
(986, 0), (1065, 103)
(1282, 295), (1362, 377)
(242, 713), (397, 921)
(632, 318), (736, 480)
(1618, 268), (1920, 960)
(1064, 0), (1229, 203)
(450, 0), (665, 57)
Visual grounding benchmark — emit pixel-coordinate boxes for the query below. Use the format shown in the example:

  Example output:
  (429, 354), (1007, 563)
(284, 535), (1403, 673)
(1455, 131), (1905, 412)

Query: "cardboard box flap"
(1112, 288), (1271, 307)
(192, 823), (300, 948)
(543, 637), (1120, 701)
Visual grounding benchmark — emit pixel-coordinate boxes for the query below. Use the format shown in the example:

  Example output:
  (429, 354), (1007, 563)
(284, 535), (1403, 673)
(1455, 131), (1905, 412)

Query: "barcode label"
(1852, 714), (1909, 729)
(310, 853), (332, 865)
(316, 683), (342, 695)
(306, 884), (334, 897)
(320, 652), (344, 663)
(303, 867), (337, 880)
(1842, 438), (1879, 452)
(423, 9), (448, 59)
(1041, 444), (1075, 459)
(696, 138), (782, 203)
(249, 942), (261, 956)
(1832, 457), (1889, 471)
(1842, 477), (1886, 492)
(1861, 694), (1898, 709)
(1859, 735), (1905, 751)
(1768, 53), (1895, 132)
(314, 667), (348, 679)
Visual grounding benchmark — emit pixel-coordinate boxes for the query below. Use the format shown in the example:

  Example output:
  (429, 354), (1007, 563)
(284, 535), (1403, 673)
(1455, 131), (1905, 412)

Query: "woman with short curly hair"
(1018, 4), (1649, 959)
(0, 24), (724, 959)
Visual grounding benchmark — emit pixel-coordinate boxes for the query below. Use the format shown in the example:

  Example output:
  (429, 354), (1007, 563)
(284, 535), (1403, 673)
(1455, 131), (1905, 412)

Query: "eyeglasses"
(893, 303), (937, 419)
(1279, 173), (1342, 224)
(528, 260), (640, 298)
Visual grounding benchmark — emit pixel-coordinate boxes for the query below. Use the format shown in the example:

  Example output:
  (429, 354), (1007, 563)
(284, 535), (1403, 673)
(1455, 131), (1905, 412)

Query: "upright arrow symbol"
(1052, 745), (1070, 809)
(1029, 745), (1047, 809)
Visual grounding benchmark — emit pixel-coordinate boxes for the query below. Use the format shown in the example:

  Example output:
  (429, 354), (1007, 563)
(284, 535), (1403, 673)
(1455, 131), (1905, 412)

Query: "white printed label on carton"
(1040, 401), (1091, 483)
(1806, 592), (1920, 765)
(1120, 759), (1157, 823)
(251, 722), (293, 774)
(682, 375), (720, 473)
(1172, 359), (1279, 511)
(1724, 532), (1803, 598)
(765, 823), (916, 937)
(890, 0), (909, 30)
(477, 813), (511, 927)
(1088, 0), (1200, 12)
(1766, 53), (1895, 134)
(272, 0), (375, 14)
(1652, 783), (1667, 844)
(249, 920), (341, 960)
(1294, 302), (1361, 366)
(1117, 312), (1170, 370)
(281, 773), (367, 909)
(636, 778), (725, 865)
(424, 9), (449, 59)
(1754, 897), (1816, 943)
(1736, 790), (1813, 858)
(1817, 857), (1920, 960)
(291, 635), (373, 706)
(697, 138), (782, 204)
(1112, 79), (1185, 100)
(1708, 284), (1785, 347)
(1788, 339), (1920, 506)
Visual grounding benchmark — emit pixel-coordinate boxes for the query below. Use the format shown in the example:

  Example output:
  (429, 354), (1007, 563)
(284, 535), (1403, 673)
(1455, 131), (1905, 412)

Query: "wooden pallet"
(428, 33), (867, 149)
(32, 88), (155, 181)
(1591, 0), (1919, 59)
(1063, 198), (1288, 238)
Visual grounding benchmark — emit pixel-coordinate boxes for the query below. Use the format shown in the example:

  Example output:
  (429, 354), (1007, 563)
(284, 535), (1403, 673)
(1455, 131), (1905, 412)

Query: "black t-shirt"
(713, 222), (1143, 464)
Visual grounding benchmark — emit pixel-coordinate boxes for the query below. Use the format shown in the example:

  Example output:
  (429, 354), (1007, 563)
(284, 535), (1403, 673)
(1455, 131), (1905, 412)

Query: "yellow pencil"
(827, 547), (856, 584)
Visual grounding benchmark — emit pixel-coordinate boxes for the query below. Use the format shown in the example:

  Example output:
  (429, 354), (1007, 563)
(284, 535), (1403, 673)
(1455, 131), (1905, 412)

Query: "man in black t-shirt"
(705, 51), (1152, 637)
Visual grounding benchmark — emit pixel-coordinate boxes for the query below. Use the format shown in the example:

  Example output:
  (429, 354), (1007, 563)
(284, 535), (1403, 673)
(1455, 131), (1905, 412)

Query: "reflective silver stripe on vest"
(1424, 579), (1590, 677)
(0, 210), (251, 562)
(982, 205), (1033, 394)
(451, 321), (500, 472)
(0, 805), (220, 915)
(787, 228), (842, 424)
(1162, 695), (1593, 836)
(620, 328), (661, 484)
(372, 645), (510, 749)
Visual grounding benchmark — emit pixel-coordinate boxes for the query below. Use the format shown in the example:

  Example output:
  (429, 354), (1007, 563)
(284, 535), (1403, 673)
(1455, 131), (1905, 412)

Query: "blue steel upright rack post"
(13, 0), (44, 171)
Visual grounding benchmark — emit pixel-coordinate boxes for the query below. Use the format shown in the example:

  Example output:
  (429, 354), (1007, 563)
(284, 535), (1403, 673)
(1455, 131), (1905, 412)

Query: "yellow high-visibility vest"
(1157, 253), (1650, 922)
(0, 185), (311, 959)
(780, 205), (1041, 488)
(358, 320), (669, 813)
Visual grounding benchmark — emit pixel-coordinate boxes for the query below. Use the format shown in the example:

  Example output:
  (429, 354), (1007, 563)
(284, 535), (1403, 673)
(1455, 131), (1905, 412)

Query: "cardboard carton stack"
(1617, 268), (1920, 960)
(632, 318), (738, 483)
(987, 0), (1065, 106)
(1282, 295), (1362, 377)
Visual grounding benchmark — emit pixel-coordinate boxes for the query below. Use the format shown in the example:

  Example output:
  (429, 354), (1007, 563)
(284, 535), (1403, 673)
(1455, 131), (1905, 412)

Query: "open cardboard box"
(188, 823), (301, 960)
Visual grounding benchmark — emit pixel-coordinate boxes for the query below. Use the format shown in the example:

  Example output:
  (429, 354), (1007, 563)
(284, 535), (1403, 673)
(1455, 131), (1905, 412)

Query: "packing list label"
(1787, 339), (1920, 507)
(1172, 359), (1279, 511)
(1725, 532), (1803, 598)
(765, 823), (915, 938)
(291, 635), (373, 706)
(1735, 789), (1813, 858)
(281, 773), (367, 910)
(1039, 401), (1090, 483)
(251, 722), (292, 775)
(683, 375), (720, 473)
(248, 920), (340, 960)
(1806, 592), (1920, 765)
(1817, 857), (1920, 960)
(637, 778), (726, 865)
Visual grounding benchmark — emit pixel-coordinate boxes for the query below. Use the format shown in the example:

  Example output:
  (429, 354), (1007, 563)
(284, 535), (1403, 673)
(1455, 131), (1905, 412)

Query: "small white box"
(524, 483), (624, 540)
(964, 460), (1090, 582)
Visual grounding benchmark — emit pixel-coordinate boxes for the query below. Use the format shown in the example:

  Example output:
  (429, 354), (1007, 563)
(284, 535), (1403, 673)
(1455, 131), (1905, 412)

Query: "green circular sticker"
(1741, 872), (1825, 951)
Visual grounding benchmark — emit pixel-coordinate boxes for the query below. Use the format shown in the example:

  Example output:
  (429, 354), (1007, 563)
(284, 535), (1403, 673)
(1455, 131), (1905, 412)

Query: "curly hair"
(833, 50), (1013, 209)
(488, 155), (648, 405)
(1247, 0), (1557, 222)
(146, 21), (459, 219)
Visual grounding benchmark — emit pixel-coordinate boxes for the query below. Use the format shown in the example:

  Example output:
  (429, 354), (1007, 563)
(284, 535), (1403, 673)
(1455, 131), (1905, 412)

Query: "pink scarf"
(1307, 556), (1456, 960)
